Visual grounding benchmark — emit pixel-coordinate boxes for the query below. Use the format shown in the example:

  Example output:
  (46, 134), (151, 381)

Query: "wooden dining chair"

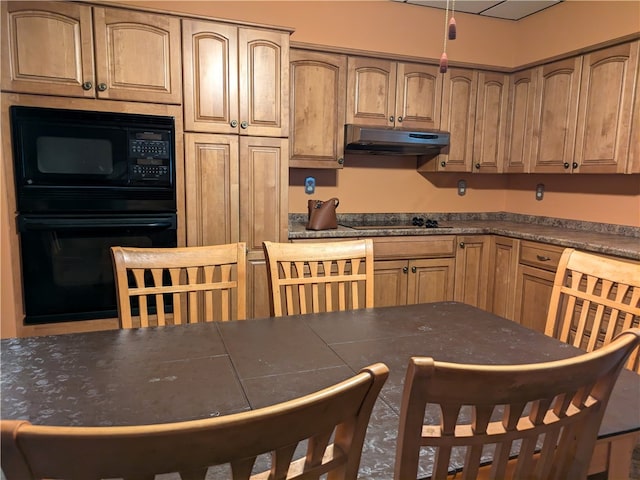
(544, 248), (640, 372)
(262, 239), (375, 317)
(111, 243), (247, 328)
(1, 363), (388, 480)
(394, 329), (640, 480)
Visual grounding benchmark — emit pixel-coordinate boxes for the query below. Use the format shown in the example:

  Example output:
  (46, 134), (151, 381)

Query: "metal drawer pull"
(537, 255), (551, 261)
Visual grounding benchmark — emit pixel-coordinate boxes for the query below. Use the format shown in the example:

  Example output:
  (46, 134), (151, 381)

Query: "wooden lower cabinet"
(184, 134), (288, 319)
(486, 236), (520, 320)
(374, 258), (455, 307)
(513, 241), (564, 332)
(247, 255), (271, 319)
(454, 235), (490, 309)
(372, 236), (456, 308)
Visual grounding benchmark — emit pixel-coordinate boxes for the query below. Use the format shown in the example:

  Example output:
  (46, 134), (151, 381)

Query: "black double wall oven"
(11, 106), (178, 325)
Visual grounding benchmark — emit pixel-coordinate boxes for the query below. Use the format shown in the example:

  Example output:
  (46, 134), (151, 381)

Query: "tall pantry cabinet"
(182, 18), (290, 319)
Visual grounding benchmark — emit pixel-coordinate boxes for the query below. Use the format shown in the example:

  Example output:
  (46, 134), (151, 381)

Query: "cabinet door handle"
(402, 266), (408, 274)
(536, 255), (551, 261)
(230, 120), (238, 127)
(337, 157), (344, 165)
(82, 81), (93, 91)
(572, 162), (579, 169)
(389, 115), (394, 123)
(411, 266), (417, 273)
(97, 83), (107, 92)
(240, 121), (249, 129)
(563, 162), (570, 169)
(397, 116), (403, 123)
(440, 161), (447, 168)
(459, 242), (465, 248)
(475, 163), (481, 169)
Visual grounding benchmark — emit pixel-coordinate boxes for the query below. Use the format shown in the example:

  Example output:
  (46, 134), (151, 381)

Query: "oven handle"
(18, 215), (177, 232)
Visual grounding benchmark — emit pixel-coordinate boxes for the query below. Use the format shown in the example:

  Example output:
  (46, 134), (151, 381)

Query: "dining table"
(1, 302), (639, 479)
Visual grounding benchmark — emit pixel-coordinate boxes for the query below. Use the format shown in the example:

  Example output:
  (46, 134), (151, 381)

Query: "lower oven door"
(17, 213), (177, 325)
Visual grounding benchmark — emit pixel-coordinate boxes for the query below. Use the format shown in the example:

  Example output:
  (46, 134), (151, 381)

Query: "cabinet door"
(374, 259), (409, 307)
(574, 42), (639, 173)
(629, 51), (640, 174)
(513, 264), (555, 333)
(395, 62), (442, 130)
(504, 68), (537, 173)
(1, 1), (95, 98)
(486, 236), (519, 320)
(239, 137), (288, 253)
(454, 235), (489, 309)
(530, 57), (582, 173)
(472, 71), (509, 173)
(93, 8), (181, 104)
(247, 254), (271, 319)
(182, 19), (239, 134)
(238, 28), (289, 137)
(289, 50), (346, 168)
(408, 258), (455, 304)
(438, 68), (478, 172)
(346, 57), (396, 127)
(184, 133), (240, 246)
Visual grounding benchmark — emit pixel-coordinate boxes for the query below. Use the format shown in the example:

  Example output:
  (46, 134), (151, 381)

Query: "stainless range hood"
(344, 124), (450, 156)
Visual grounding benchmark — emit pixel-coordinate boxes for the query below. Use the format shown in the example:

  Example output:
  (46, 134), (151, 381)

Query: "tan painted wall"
(122, 0), (640, 68)
(121, 0), (640, 227)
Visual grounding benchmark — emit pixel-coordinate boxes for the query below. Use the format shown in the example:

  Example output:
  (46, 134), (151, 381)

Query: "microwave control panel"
(128, 130), (172, 184)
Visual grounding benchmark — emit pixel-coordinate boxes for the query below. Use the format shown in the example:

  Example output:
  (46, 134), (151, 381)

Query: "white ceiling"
(390, 0), (564, 21)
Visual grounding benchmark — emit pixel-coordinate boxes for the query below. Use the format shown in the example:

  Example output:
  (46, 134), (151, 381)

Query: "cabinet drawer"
(519, 241), (564, 271)
(372, 236), (456, 259)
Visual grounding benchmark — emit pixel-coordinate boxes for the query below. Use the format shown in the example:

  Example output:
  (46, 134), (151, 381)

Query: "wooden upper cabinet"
(436, 68), (478, 172)
(394, 62), (442, 130)
(574, 41), (639, 174)
(1, 1), (94, 97)
(346, 57), (441, 130)
(1, 2), (181, 104)
(503, 68), (537, 173)
(182, 19), (289, 136)
(93, 8), (181, 104)
(289, 49), (346, 168)
(346, 57), (396, 127)
(530, 57), (582, 173)
(472, 71), (509, 173)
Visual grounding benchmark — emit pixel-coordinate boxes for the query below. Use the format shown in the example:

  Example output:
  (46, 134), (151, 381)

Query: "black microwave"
(10, 106), (176, 213)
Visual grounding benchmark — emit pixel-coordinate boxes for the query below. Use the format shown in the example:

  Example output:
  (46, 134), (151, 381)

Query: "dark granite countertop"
(288, 212), (640, 261)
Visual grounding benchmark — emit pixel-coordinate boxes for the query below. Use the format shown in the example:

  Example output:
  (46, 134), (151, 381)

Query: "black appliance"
(10, 106), (178, 325)
(11, 106), (175, 213)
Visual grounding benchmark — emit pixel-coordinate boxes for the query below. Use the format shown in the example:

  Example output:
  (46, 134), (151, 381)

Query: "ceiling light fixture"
(439, 0), (457, 73)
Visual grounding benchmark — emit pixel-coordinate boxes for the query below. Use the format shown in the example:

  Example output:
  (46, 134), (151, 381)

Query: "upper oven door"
(11, 106), (176, 213)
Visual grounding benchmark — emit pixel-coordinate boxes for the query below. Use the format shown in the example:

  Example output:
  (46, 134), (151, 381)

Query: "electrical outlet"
(304, 176), (316, 195)
(457, 179), (466, 196)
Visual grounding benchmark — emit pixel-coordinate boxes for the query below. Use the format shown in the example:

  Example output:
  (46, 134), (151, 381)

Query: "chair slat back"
(263, 240), (374, 317)
(1, 363), (388, 480)
(111, 243), (247, 328)
(394, 329), (640, 480)
(545, 248), (640, 372)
